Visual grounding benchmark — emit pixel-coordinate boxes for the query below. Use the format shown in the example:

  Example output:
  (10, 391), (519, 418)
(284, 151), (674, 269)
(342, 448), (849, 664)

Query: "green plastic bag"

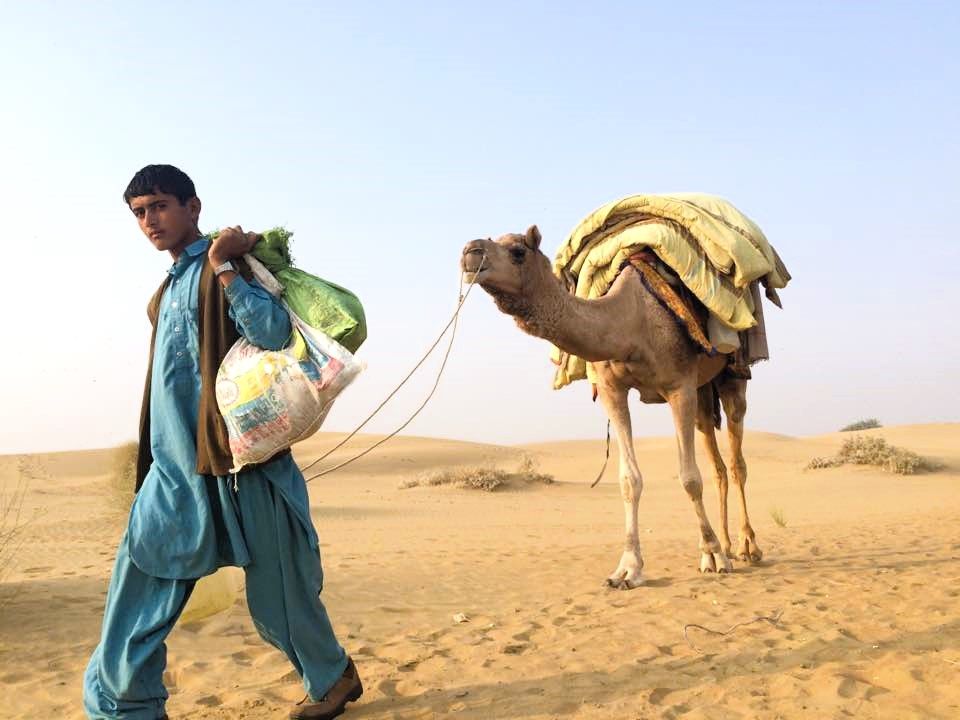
(244, 228), (367, 353)
(249, 227), (294, 273)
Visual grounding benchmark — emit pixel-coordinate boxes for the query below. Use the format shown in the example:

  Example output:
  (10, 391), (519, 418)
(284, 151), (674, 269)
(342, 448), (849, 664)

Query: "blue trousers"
(83, 479), (347, 719)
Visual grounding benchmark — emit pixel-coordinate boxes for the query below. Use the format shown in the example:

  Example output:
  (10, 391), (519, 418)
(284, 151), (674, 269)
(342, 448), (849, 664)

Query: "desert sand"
(1, 423), (958, 719)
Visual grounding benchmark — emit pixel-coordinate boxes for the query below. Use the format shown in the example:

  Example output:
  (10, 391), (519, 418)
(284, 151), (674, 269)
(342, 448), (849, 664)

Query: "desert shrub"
(806, 456), (840, 470)
(806, 436), (942, 475)
(401, 466), (509, 491)
(769, 507), (787, 528)
(110, 442), (138, 515)
(400, 455), (554, 492)
(516, 454), (555, 485)
(1, 458), (40, 605)
(840, 418), (882, 432)
(0, 467), (29, 584)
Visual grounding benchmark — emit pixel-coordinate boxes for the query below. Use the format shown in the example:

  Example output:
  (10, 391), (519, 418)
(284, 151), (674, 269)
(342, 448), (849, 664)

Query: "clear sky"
(1, 2), (957, 454)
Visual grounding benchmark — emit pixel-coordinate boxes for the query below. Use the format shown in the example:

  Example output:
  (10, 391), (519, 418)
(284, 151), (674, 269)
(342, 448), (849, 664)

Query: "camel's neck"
(493, 264), (640, 362)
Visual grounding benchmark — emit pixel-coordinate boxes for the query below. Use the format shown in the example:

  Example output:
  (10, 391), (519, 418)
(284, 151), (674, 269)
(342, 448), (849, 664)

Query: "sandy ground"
(1, 423), (958, 719)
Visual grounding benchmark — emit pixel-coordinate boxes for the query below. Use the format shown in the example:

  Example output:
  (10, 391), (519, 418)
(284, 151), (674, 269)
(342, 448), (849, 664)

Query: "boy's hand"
(209, 226), (258, 267)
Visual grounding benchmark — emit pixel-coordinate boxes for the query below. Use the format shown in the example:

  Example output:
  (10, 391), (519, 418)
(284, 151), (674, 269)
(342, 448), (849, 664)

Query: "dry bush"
(1, 458), (42, 606)
(807, 436), (943, 475)
(109, 441), (138, 516)
(400, 455), (554, 492)
(769, 507), (787, 528)
(0, 467), (29, 583)
(806, 456), (840, 470)
(404, 466), (510, 491)
(516, 454), (555, 485)
(840, 418), (882, 432)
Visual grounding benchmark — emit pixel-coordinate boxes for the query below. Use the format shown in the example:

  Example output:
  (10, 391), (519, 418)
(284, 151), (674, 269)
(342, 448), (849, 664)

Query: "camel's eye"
(509, 246), (527, 264)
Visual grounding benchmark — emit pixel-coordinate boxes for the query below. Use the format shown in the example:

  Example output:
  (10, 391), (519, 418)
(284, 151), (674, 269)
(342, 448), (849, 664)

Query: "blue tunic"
(126, 237), (317, 579)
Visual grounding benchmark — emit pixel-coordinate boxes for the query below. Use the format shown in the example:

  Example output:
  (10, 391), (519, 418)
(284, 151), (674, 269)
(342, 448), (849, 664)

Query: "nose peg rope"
(590, 420), (612, 488)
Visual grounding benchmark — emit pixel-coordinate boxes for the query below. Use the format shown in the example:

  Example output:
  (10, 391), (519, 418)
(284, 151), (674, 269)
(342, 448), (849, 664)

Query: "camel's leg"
(718, 377), (762, 563)
(596, 382), (645, 589)
(696, 384), (732, 557)
(666, 382), (732, 574)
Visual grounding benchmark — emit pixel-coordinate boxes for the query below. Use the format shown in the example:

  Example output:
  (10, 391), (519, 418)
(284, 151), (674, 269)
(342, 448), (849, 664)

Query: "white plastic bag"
(707, 313), (741, 354)
(180, 567), (244, 624)
(215, 258), (363, 472)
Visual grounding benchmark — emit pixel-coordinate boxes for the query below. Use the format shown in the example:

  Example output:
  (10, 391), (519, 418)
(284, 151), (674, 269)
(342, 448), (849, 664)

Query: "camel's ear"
(524, 225), (542, 251)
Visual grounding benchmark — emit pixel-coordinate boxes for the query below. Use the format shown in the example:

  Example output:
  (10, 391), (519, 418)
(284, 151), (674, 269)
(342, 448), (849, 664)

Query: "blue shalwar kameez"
(83, 239), (347, 719)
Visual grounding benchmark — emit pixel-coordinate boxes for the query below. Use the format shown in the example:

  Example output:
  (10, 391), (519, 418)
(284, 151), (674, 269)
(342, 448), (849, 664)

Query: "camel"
(461, 225), (764, 589)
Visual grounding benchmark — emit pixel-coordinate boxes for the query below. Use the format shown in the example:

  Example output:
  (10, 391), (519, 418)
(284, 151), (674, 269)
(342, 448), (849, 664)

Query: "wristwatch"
(212, 260), (235, 276)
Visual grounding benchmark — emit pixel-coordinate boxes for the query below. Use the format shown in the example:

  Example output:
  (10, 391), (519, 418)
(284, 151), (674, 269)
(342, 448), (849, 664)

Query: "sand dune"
(1, 424), (958, 719)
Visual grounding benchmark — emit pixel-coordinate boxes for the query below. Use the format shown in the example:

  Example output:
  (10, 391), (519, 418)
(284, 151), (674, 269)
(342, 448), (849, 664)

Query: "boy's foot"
(290, 658), (363, 720)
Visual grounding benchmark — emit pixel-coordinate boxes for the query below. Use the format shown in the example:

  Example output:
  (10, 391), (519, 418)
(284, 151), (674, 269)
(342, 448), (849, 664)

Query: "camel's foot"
(700, 551), (733, 574)
(605, 550), (645, 590)
(736, 535), (763, 563)
(721, 536), (733, 559)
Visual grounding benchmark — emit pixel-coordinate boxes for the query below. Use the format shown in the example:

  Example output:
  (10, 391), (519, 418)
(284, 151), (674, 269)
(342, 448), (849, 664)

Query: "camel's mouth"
(460, 248), (488, 280)
(462, 266), (487, 283)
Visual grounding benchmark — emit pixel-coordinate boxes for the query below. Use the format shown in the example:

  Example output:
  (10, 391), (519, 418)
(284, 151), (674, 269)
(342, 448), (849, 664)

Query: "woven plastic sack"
(215, 258), (363, 472)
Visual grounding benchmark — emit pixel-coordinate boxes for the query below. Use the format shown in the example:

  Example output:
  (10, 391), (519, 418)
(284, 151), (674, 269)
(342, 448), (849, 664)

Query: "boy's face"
(128, 191), (201, 256)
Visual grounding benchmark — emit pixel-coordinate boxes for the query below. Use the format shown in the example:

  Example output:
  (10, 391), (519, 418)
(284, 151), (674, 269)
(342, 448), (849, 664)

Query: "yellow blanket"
(551, 193), (790, 389)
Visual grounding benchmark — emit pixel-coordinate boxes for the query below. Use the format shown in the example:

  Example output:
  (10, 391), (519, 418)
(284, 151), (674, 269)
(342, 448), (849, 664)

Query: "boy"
(83, 165), (361, 720)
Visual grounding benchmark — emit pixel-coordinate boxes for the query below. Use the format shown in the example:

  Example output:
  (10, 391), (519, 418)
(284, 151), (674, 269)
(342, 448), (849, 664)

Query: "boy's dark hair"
(123, 164), (197, 206)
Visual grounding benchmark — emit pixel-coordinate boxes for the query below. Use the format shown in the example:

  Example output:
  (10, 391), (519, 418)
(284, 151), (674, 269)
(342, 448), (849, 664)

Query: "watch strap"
(213, 260), (235, 276)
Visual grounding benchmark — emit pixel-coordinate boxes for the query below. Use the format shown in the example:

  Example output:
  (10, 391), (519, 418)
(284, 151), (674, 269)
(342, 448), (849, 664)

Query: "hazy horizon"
(2, 2), (957, 454)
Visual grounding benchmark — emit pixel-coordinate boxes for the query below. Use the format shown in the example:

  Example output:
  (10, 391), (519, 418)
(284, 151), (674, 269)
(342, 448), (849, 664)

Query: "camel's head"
(460, 226), (550, 307)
